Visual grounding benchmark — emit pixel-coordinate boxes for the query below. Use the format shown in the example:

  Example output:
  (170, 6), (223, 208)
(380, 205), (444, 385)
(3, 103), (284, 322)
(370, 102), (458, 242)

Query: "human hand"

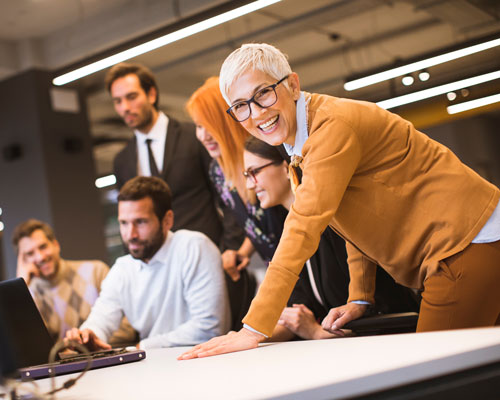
(321, 303), (368, 336)
(64, 328), (111, 351)
(279, 304), (339, 340)
(222, 250), (250, 282)
(16, 252), (39, 286)
(177, 328), (264, 360)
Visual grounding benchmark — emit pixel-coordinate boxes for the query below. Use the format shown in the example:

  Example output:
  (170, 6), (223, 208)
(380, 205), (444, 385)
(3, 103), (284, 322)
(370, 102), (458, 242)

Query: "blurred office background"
(1, 0), (499, 279)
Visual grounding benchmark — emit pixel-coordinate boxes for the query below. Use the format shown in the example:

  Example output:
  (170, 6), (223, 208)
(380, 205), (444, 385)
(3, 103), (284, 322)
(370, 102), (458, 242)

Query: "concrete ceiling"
(1, 0), (500, 176)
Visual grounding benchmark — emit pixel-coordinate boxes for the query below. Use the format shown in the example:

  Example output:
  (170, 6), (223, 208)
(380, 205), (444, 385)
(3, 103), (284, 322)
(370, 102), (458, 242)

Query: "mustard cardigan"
(243, 92), (500, 337)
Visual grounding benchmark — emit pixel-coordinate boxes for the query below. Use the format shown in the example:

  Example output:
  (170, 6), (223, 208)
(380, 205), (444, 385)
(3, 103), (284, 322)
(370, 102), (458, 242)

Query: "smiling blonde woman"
(180, 42), (500, 360)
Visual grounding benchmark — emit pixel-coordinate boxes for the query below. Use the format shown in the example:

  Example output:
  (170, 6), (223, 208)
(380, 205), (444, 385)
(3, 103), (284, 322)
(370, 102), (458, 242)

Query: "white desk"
(32, 327), (500, 399)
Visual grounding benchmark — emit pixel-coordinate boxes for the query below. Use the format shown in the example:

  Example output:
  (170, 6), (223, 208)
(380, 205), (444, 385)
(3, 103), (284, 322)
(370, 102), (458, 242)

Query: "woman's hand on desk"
(279, 304), (340, 340)
(178, 328), (264, 360)
(321, 303), (367, 336)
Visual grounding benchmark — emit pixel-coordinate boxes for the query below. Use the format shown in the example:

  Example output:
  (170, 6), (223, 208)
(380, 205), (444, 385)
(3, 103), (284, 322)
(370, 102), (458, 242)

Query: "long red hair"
(186, 76), (250, 201)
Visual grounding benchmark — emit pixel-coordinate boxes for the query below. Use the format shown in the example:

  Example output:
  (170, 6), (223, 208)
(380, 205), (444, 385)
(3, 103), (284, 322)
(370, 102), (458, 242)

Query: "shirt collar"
(283, 91), (308, 157)
(135, 230), (174, 270)
(134, 111), (168, 143)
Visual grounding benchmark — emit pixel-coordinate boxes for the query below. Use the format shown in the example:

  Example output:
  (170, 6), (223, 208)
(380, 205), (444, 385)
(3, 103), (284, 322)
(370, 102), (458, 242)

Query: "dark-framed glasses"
(243, 160), (281, 183)
(227, 75), (289, 122)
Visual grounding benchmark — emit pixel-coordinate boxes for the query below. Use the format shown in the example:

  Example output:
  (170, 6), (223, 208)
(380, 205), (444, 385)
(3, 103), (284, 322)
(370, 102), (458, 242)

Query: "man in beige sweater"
(13, 219), (135, 344)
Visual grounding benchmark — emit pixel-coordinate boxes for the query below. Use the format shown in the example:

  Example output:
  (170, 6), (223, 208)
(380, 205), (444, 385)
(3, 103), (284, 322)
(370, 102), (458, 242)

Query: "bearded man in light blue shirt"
(66, 176), (230, 349)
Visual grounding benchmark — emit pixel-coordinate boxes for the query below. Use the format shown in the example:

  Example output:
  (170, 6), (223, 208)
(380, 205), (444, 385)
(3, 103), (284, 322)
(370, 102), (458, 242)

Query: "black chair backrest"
(343, 312), (419, 336)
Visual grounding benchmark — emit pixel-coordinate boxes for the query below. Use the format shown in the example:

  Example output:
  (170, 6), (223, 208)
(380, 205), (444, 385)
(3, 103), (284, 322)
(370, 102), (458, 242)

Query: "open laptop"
(0, 307), (17, 382)
(0, 277), (145, 380)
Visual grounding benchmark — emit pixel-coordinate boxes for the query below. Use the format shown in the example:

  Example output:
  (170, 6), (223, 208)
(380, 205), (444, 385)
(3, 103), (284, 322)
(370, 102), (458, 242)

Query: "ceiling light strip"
(53, 0), (281, 86)
(95, 174), (117, 189)
(447, 93), (500, 115)
(376, 70), (500, 110)
(344, 37), (500, 91)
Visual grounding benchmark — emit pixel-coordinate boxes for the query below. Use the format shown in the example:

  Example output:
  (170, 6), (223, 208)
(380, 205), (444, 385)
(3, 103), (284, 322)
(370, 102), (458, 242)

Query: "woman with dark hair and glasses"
(180, 43), (499, 360)
(186, 77), (288, 282)
(243, 136), (419, 341)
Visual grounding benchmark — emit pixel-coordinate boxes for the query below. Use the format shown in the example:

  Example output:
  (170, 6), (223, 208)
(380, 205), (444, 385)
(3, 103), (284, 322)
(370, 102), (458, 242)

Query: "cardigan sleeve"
(242, 112), (363, 336)
(345, 242), (376, 303)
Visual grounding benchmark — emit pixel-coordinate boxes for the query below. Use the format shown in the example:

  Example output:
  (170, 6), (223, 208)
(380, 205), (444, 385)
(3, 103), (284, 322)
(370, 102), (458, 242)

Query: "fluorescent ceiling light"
(344, 37), (500, 91)
(447, 93), (500, 115)
(401, 75), (414, 86)
(418, 70), (430, 81)
(53, 0), (281, 86)
(95, 174), (117, 189)
(0, 222), (4, 232)
(447, 92), (457, 101)
(376, 70), (500, 109)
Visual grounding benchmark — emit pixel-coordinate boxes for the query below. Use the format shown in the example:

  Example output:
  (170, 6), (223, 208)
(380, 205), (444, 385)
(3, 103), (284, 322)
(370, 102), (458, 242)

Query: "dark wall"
(0, 69), (108, 278)
(0, 233), (4, 281)
(425, 112), (500, 188)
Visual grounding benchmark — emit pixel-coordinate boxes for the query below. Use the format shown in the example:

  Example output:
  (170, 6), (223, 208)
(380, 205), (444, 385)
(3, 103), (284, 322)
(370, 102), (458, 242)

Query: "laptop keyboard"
(58, 348), (128, 364)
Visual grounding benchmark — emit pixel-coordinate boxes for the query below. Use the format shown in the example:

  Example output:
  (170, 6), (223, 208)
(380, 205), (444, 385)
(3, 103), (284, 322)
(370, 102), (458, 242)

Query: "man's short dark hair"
(105, 63), (159, 110)
(12, 219), (56, 251)
(118, 176), (172, 222)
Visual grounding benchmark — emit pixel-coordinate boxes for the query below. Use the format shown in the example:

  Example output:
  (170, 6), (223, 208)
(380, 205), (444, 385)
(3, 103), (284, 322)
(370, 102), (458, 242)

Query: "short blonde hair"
(219, 43), (292, 105)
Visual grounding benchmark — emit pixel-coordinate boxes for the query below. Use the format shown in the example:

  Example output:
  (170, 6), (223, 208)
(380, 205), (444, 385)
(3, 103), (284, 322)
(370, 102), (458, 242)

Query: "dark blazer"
(113, 116), (223, 245)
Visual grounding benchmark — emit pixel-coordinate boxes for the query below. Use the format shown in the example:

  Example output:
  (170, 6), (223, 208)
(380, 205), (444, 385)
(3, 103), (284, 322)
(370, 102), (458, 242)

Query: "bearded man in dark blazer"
(107, 63), (225, 246)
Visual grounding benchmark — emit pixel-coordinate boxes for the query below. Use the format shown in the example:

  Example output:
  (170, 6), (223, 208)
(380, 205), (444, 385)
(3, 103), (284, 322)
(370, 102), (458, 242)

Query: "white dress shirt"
(134, 111), (169, 176)
(81, 230), (230, 349)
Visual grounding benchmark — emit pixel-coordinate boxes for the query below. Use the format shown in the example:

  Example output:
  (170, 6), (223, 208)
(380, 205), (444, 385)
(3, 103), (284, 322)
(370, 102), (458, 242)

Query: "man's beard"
(36, 257), (59, 279)
(125, 107), (154, 131)
(124, 228), (165, 262)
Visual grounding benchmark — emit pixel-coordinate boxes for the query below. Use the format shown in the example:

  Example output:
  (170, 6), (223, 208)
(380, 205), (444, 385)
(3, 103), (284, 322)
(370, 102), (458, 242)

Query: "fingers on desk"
(178, 337), (228, 360)
(178, 331), (258, 360)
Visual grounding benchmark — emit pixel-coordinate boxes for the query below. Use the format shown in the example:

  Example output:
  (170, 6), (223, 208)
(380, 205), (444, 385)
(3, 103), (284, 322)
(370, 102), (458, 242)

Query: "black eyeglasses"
(243, 160), (281, 183)
(227, 75), (289, 122)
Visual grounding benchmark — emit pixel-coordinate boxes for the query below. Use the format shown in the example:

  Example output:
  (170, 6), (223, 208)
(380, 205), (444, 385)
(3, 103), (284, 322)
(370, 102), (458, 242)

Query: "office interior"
(0, 0), (500, 397)
(1, 0), (500, 278)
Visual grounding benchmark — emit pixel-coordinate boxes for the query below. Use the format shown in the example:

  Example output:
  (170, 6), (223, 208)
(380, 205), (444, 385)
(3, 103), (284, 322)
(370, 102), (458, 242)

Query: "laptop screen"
(0, 278), (55, 368)
(0, 308), (17, 378)
(0, 277), (147, 381)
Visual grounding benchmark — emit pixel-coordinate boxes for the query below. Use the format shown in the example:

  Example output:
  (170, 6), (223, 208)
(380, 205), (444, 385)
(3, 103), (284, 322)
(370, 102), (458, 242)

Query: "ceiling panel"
(0, 0), (499, 177)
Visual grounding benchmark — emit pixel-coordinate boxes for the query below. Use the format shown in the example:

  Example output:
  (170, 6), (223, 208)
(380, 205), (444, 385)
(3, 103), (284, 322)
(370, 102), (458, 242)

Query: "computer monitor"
(0, 307), (18, 380)
(0, 278), (146, 381)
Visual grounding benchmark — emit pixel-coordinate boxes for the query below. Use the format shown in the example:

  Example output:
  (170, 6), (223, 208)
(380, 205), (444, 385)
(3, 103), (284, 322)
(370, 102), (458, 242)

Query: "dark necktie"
(145, 139), (160, 177)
